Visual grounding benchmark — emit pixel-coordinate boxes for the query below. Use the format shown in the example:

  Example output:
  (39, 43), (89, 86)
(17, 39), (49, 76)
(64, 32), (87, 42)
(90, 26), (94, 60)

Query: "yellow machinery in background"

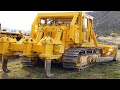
(0, 12), (118, 77)
(0, 23), (23, 40)
(0, 31), (20, 39)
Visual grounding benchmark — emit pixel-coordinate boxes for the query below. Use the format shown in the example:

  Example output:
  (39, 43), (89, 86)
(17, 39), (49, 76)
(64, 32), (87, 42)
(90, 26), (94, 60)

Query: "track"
(62, 47), (102, 71)
(20, 47), (116, 70)
(20, 56), (44, 67)
(20, 57), (37, 67)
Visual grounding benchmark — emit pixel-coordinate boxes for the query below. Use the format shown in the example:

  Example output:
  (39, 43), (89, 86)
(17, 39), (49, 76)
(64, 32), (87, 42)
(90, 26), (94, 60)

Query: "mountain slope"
(88, 11), (120, 35)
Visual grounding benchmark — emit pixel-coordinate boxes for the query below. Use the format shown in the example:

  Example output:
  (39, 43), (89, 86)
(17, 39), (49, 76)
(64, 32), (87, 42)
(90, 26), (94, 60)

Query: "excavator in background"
(0, 12), (118, 78)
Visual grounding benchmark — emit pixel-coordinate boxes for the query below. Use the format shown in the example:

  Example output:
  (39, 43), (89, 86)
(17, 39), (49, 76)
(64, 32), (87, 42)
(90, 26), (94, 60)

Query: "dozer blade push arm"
(91, 29), (98, 47)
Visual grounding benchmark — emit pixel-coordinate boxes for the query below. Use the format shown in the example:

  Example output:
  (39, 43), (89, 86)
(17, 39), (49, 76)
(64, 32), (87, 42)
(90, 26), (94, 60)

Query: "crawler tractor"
(0, 31), (23, 40)
(0, 12), (118, 78)
(0, 24), (23, 40)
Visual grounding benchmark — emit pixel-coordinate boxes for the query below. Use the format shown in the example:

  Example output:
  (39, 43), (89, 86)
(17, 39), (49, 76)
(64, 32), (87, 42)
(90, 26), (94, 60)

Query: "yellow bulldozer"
(0, 12), (118, 78)
(0, 23), (24, 41)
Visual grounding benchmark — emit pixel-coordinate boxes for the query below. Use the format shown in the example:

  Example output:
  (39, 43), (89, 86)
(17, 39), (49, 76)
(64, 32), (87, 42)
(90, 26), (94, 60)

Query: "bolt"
(26, 39), (28, 42)
(31, 39), (33, 42)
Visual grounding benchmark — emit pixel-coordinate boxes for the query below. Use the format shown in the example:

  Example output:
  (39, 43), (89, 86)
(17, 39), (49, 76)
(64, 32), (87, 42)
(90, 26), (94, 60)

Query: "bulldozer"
(0, 12), (118, 78)
(0, 30), (23, 40)
(0, 23), (23, 41)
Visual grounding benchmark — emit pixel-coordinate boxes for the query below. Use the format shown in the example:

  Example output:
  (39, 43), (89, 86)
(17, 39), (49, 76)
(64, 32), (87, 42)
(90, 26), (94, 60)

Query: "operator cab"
(40, 18), (73, 26)
(37, 18), (74, 39)
(31, 12), (93, 40)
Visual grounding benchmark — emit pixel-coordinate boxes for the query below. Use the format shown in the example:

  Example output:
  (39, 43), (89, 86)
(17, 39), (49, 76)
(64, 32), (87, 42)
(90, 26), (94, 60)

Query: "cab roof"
(37, 12), (93, 20)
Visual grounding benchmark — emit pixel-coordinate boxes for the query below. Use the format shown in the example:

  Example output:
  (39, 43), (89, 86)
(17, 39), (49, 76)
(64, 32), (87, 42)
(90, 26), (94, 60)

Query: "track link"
(62, 47), (102, 71)
(20, 57), (37, 67)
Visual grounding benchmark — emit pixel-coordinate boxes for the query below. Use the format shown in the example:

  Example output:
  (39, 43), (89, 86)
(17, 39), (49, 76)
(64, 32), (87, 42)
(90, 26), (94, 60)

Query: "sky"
(0, 11), (92, 32)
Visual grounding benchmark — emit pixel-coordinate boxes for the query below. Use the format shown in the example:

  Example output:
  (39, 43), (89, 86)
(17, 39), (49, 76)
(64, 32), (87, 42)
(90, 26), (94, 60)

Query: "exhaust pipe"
(0, 23), (1, 30)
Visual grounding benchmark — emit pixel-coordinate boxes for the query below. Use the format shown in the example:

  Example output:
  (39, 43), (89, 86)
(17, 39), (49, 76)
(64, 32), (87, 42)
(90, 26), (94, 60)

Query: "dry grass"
(0, 52), (120, 79)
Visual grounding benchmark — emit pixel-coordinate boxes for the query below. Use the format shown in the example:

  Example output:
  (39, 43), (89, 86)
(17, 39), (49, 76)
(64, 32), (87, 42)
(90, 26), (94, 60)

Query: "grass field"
(0, 50), (120, 79)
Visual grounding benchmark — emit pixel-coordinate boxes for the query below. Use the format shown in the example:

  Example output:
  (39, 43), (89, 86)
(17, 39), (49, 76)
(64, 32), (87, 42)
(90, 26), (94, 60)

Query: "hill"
(88, 11), (120, 36)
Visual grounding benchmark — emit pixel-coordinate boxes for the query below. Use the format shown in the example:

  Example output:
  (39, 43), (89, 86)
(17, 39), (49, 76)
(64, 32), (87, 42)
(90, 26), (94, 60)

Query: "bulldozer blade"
(96, 57), (114, 63)
(44, 60), (54, 78)
(2, 55), (10, 73)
